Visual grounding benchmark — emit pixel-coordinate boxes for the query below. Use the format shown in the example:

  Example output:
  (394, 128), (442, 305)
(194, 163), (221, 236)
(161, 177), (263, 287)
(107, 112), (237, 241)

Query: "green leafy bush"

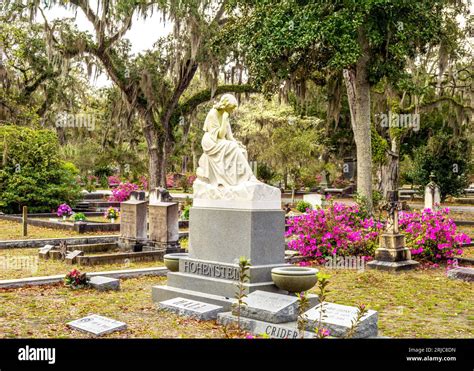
(72, 213), (87, 222)
(182, 205), (191, 220)
(0, 125), (81, 213)
(296, 200), (313, 213)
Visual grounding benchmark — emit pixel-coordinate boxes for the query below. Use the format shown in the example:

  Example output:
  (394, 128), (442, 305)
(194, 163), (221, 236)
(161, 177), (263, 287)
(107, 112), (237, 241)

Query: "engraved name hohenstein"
(182, 260), (240, 281)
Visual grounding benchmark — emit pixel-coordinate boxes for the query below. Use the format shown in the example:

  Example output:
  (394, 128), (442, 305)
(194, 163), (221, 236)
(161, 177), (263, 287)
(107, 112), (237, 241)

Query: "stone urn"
(271, 266), (318, 293)
(163, 253), (189, 272)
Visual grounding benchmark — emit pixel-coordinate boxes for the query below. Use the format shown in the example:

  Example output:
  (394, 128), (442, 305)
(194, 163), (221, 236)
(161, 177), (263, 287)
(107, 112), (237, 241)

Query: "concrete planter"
(271, 266), (318, 293)
(163, 253), (189, 272)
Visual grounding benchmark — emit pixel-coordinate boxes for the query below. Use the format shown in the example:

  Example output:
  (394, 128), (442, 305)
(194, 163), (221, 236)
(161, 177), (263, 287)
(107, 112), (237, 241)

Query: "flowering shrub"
(108, 175), (121, 188)
(166, 173), (175, 188)
(104, 207), (120, 220)
(57, 203), (72, 217)
(109, 182), (139, 202)
(64, 269), (89, 289)
(286, 202), (382, 262)
(399, 208), (470, 263)
(187, 174), (197, 185)
(138, 175), (148, 190)
(287, 203), (470, 265)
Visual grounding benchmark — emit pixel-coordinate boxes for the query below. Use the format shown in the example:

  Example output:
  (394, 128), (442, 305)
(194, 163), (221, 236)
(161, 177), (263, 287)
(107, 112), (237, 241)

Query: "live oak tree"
(228, 0), (468, 212)
(6, 0), (256, 188)
(0, 20), (89, 130)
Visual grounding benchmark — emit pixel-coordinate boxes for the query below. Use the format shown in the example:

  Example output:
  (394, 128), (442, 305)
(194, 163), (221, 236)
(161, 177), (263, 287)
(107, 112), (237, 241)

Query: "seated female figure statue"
(196, 94), (256, 187)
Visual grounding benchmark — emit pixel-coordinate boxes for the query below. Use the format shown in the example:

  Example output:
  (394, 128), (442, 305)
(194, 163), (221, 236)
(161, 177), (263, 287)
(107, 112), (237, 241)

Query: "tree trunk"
(343, 30), (373, 212)
(379, 138), (399, 199)
(148, 147), (161, 190)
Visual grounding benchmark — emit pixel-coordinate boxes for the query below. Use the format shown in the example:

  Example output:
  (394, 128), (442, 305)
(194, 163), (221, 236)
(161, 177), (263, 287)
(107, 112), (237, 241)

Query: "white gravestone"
(304, 302), (378, 338)
(303, 193), (323, 208)
(67, 314), (127, 336)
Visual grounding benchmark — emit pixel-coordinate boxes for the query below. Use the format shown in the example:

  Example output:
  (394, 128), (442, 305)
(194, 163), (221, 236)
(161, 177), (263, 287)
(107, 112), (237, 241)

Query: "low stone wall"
(0, 266), (168, 289)
(76, 250), (164, 266)
(0, 213), (120, 233)
(0, 235), (119, 249)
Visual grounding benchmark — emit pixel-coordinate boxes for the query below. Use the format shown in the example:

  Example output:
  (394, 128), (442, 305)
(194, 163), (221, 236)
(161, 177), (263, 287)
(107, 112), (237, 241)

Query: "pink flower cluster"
(399, 208), (470, 263)
(287, 204), (471, 265)
(56, 203), (72, 217)
(187, 174), (197, 185)
(108, 175), (121, 187)
(166, 173), (175, 188)
(139, 175), (148, 190)
(109, 182), (139, 202)
(286, 202), (383, 262)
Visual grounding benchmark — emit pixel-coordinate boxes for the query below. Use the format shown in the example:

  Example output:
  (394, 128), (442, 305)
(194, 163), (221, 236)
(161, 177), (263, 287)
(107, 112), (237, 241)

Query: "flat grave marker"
(67, 314), (127, 336)
(304, 302), (378, 338)
(159, 297), (223, 320)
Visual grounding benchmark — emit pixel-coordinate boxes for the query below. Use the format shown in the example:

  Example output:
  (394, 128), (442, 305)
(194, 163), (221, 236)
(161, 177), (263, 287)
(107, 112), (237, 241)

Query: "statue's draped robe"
(197, 108), (254, 186)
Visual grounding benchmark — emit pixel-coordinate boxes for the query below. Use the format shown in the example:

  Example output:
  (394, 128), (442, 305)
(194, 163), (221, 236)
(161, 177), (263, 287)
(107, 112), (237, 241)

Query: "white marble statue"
(194, 94), (280, 209)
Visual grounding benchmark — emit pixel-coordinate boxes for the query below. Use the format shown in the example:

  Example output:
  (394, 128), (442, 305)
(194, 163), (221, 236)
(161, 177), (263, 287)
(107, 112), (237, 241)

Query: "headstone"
(320, 170), (329, 189)
(304, 302), (378, 338)
(234, 290), (299, 323)
(424, 172), (441, 210)
(130, 191), (146, 201)
(118, 199), (147, 251)
(149, 187), (173, 203)
(38, 245), (54, 259)
(89, 276), (121, 291)
(152, 97), (289, 310)
(65, 250), (84, 264)
(159, 297), (223, 320)
(342, 157), (356, 181)
(447, 267), (474, 282)
(67, 314), (127, 336)
(147, 202), (180, 253)
(303, 193), (323, 208)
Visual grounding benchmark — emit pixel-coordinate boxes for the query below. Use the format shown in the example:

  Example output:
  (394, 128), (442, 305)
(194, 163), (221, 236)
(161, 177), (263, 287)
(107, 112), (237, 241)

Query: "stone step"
(167, 271), (283, 298)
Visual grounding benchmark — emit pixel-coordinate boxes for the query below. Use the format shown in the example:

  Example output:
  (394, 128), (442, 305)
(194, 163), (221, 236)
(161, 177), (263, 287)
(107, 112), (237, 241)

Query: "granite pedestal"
(367, 233), (419, 271)
(152, 206), (289, 310)
(118, 200), (147, 251)
(146, 202), (181, 253)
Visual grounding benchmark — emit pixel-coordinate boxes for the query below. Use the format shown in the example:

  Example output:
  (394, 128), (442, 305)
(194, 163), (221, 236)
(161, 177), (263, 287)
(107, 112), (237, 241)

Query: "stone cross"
(385, 190), (400, 234)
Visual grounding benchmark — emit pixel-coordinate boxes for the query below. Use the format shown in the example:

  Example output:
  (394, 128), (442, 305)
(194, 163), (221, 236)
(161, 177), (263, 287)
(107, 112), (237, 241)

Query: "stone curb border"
(0, 235), (119, 249)
(0, 232), (189, 249)
(0, 266), (168, 289)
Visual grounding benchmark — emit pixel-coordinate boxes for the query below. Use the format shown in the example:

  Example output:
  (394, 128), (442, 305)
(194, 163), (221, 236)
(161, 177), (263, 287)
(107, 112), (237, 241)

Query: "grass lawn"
(0, 248), (164, 280)
(0, 220), (116, 240)
(0, 267), (471, 338)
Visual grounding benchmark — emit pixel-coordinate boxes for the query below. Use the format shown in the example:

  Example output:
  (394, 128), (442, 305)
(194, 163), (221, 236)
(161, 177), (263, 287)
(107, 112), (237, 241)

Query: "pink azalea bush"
(166, 173), (175, 188)
(138, 175), (148, 190)
(109, 182), (139, 202)
(108, 175), (121, 187)
(286, 204), (470, 265)
(399, 208), (470, 264)
(286, 202), (383, 263)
